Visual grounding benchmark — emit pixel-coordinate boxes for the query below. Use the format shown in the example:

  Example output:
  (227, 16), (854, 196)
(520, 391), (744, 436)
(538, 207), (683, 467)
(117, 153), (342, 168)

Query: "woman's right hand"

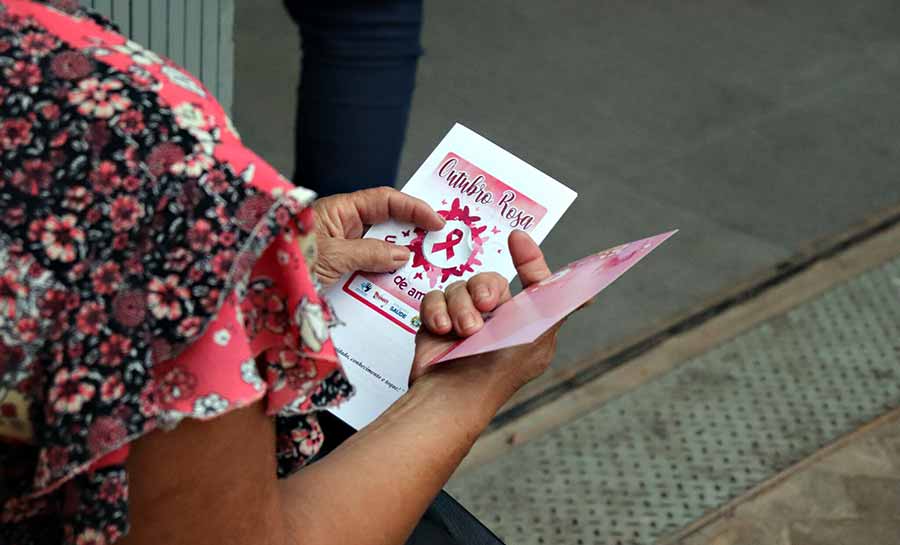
(409, 230), (561, 407)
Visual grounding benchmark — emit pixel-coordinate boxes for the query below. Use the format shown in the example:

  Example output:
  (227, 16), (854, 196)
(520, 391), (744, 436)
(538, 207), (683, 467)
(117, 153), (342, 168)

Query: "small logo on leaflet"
(373, 291), (390, 307)
(389, 305), (408, 320)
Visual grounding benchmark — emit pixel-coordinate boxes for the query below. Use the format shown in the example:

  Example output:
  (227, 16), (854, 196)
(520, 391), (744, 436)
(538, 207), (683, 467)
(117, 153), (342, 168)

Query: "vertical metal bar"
(130, 0), (150, 46)
(216, 0), (221, 101)
(150, 0), (168, 57)
(201, 0), (219, 92)
(93, 0), (113, 19)
(199, 0), (204, 83)
(184, 0), (202, 76)
(217, 0), (234, 114)
(167, 0), (185, 66)
(111, 0), (129, 34)
(82, 0), (235, 113)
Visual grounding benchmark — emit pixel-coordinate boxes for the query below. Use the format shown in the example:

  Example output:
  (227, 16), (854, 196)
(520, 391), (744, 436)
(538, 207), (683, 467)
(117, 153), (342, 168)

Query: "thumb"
(324, 238), (411, 275)
(509, 230), (552, 288)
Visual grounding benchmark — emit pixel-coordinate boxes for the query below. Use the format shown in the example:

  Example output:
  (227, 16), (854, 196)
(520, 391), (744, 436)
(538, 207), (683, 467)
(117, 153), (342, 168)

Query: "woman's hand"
(313, 187), (445, 287)
(409, 230), (560, 403)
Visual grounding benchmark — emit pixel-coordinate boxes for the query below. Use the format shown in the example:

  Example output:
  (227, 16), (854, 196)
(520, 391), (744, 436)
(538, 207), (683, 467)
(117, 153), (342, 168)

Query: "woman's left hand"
(313, 187), (445, 287)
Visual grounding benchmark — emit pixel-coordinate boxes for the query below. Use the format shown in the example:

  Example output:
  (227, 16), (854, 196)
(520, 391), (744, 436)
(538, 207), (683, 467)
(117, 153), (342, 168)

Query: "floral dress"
(0, 1), (353, 543)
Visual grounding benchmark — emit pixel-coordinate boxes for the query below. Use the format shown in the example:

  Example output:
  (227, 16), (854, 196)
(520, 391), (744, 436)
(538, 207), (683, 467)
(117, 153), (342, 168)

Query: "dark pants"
(285, 0), (424, 196)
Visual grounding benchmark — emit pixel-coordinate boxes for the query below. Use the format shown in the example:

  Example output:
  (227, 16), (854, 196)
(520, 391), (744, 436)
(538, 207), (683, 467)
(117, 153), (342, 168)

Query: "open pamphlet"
(428, 230), (676, 363)
(325, 124), (673, 429)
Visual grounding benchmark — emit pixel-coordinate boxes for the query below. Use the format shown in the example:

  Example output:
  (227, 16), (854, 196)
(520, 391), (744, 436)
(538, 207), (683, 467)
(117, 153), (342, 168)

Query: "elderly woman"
(0, 2), (560, 544)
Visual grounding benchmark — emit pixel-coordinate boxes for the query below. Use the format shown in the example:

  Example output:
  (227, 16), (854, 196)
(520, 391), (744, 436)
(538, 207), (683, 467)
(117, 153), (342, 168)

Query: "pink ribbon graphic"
(431, 228), (464, 259)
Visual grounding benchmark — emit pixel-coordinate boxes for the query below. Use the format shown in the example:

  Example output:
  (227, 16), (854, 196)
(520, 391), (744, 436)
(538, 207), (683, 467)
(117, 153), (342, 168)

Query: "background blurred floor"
(233, 0), (900, 379)
(445, 239), (900, 544)
(676, 409), (900, 545)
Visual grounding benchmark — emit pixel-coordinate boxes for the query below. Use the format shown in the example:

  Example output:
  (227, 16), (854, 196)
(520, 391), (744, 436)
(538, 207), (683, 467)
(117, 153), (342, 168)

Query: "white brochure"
(327, 124), (577, 429)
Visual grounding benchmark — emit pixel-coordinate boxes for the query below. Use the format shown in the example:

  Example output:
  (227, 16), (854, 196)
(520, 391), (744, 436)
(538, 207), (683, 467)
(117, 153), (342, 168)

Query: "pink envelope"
(432, 230), (677, 364)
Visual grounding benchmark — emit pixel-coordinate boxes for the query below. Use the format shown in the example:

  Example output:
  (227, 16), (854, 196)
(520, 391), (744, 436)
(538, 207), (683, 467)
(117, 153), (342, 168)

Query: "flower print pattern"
(0, 270), (27, 317)
(11, 159), (53, 195)
(75, 301), (107, 335)
(48, 367), (96, 414)
(158, 366), (197, 403)
(4, 59), (42, 87)
(68, 78), (132, 118)
(147, 275), (190, 320)
(290, 422), (323, 457)
(62, 186), (93, 212)
(99, 375), (124, 402)
(110, 290), (146, 327)
(0, 3), (352, 545)
(29, 215), (85, 263)
(111, 108), (144, 135)
(192, 393), (228, 418)
(145, 141), (185, 176)
(243, 279), (290, 336)
(296, 297), (329, 353)
(96, 473), (125, 504)
(50, 50), (94, 80)
(285, 358), (318, 392)
(86, 416), (127, 455)
(172, 102), (209, 131)
(19, 30), (57, 56)
(98, 335), (131, 367)
(186, 127), (218, 155)
(125, 64), (160, 92)
(74, 528), (105, 545)
(0, 117), (33, 149)
(212, 328), (231, 346)
(111, 39), (162, 66)
(90, 262), (121, 295)
(186, 219), (217, 252)
(171, 150), (215, 178)
(108, 195), (143, 231)
(161, 64), (206, 97)
(240, 359), (264, 392)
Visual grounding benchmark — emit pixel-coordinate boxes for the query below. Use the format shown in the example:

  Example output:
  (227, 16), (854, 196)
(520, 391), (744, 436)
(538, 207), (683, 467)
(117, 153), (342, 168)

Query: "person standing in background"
(284, 0), (424, 196)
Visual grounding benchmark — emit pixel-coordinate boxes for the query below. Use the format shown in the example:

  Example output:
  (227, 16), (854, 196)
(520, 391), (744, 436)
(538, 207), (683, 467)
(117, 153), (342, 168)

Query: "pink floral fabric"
(0, 1), (353, 543)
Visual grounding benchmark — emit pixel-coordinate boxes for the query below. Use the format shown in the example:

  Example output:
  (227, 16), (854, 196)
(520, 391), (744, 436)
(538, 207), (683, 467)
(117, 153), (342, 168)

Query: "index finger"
(509, 230), (552, 288)
(349, 187), (445, 231)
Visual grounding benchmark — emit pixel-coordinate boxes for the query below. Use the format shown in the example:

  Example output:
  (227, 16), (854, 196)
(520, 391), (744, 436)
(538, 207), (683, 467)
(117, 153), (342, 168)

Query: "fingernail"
(434, 313), (450, 330)
(474, 286), (491, 304)
(459, 312), (477, 331)
(392, 246), (410, 262)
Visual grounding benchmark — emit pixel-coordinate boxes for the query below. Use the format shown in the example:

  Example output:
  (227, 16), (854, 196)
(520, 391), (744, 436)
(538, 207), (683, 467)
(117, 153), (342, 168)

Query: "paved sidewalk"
(677, 411), (900, 545)
(447, 252), (900, 544)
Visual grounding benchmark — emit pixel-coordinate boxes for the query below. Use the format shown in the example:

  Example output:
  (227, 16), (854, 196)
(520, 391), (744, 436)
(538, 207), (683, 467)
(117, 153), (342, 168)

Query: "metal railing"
(81, 0), (234, 112)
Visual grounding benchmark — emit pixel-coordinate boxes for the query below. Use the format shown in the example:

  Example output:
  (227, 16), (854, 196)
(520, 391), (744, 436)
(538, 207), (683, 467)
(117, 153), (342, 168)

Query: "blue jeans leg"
(286, 0), (424, 196)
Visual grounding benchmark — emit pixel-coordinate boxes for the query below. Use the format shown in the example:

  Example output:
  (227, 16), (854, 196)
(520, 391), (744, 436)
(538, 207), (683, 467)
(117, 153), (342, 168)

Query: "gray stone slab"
(681, 417), (900, 545)
(448, 255), (900, 545)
